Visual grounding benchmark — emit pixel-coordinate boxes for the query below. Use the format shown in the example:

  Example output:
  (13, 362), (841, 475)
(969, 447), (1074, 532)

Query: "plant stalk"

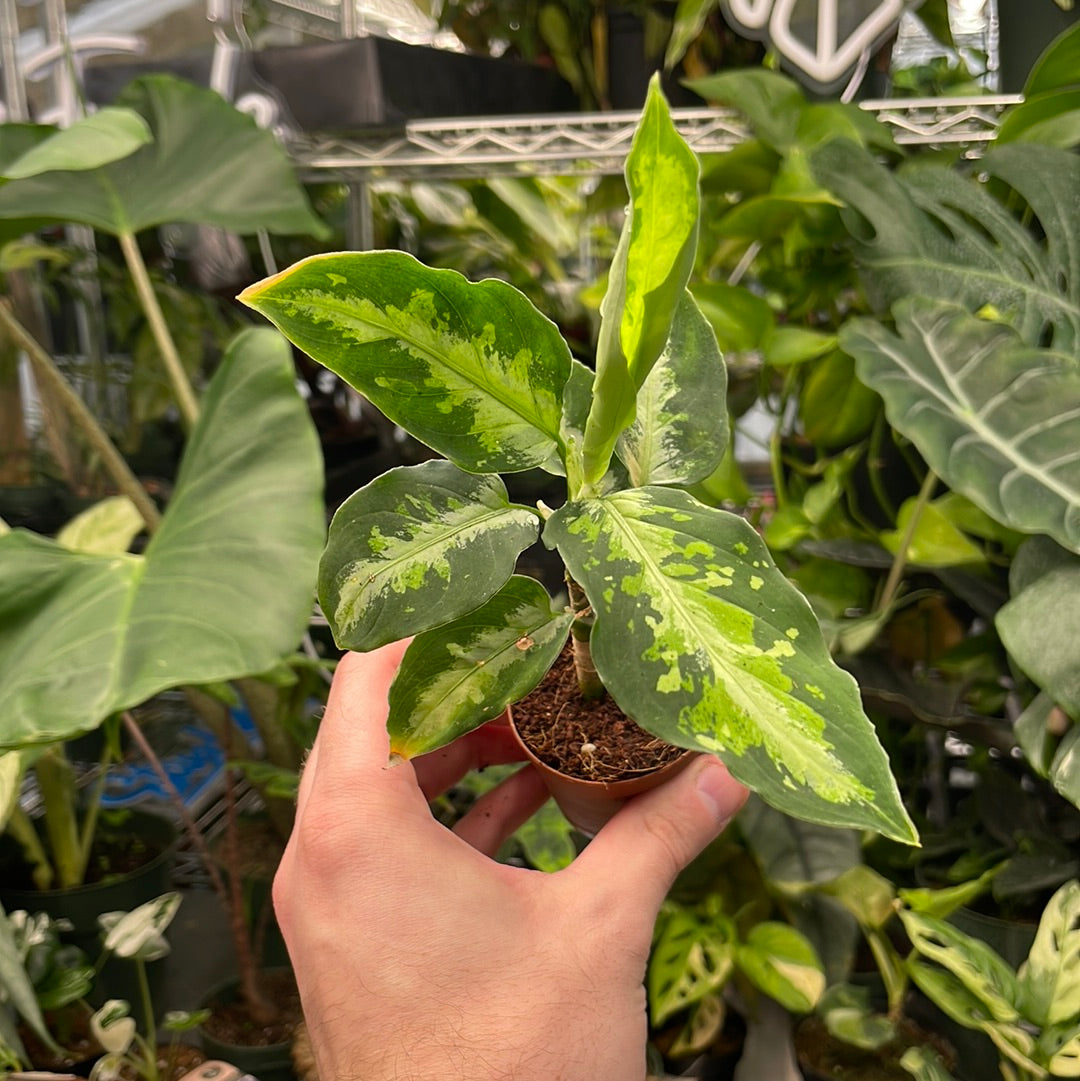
(117, 231), (200, 428)
(136, 957), (158, 1074)
(74, 743), (113, 884)
(0, 299), (162, 533)
(8, 805), (53, 890)
(877, 468), (938, 615)
(33, 747), (82, 890)
(567, 576), (604, 700)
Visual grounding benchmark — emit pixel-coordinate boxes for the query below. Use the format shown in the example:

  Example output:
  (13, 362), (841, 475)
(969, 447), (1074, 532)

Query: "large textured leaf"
(813, 139), (1080, 354)
(997, 539), (1080, 718)
(2, 108), (151, 179)
(582, 76), (700, 488)
(545, 487), (917, 842)
(0, 75), (326, 237)
(319, 461), (539, 652)
(1018, 880), (1080, 1027)
(841, 297), (1080, 554)
(386, 576), (571, 757)
(616, 290), (728, 488)
(0, 328), (324, 746)
(649, 906), (736, 1025)
(240, 250), (571, 474)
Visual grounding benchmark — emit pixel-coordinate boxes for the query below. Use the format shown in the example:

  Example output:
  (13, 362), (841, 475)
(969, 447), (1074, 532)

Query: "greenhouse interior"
(1, 2), (1079, 1080)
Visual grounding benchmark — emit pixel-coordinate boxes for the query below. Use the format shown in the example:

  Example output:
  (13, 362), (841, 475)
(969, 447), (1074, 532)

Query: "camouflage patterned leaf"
(545, 487), (917, 842)
(241, 250), (572, 475)
(387, 576), (571, 757)
(319, 461), (539, 651)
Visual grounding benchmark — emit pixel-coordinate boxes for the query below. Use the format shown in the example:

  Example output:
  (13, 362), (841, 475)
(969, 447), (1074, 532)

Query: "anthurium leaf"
(616, 291), (728, 487)
(900, 910), (1020, 1023)
(241, 250), (571, 475)
(545, 487), (917, 842)
(0, 75), (326, 238)
(814, 140), (1080, 355)
(2, 108), (151, 179)
(55, 496), (143, 555)
(1018, 879), (1080, 1027)
(0, 328), (324, 747)
(582, 76), (700, 488)
(736, 922), (825, 1013)
(841, 298), (1080, 555)
(319, 461), (539, 652)
(997, 544), (1080, 718)
(386, 576), (571, 757)
(648, 905), (736, 1025)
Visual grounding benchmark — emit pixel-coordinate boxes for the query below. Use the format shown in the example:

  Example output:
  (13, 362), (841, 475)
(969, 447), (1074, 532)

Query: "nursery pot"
(508, 707), (695, 836)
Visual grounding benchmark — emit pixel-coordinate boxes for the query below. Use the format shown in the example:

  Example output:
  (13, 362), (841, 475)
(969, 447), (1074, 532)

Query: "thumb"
(572, 755), (748, 922)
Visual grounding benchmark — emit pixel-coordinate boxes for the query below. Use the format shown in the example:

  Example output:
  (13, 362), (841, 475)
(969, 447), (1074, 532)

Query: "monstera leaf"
(0, 74), (326, 239)
(0, 329), (324, 747)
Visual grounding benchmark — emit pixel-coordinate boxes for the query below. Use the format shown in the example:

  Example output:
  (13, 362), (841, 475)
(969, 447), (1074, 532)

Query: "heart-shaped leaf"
(546, 487), (917, 842)
(387, 576), (571, 757)
(2, 107), (151, 179)
(617, 291), (728, 487)
(842, 298), (1080, 554)
(0, 75), (326, 238)
(241, 250), (572, 475)
(0, 328), (324, 747)
(319, 461), (539, 651)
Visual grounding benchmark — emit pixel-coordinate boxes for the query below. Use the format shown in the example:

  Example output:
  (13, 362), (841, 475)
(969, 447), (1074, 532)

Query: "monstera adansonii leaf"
(0, 328), (325, 747)
(0, 74), (327, 239)
(813, 140), (1080, 555)
(546, 488), (916, 843)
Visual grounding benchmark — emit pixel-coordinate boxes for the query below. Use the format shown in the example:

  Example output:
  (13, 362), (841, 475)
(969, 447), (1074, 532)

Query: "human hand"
(273, 641), (748, 1081)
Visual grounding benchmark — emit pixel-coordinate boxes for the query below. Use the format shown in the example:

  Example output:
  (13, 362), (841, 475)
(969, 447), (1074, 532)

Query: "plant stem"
(136, 958), (158, 1076)
(74, 742), (113, 883)
(33, 747), (82, 889)
(566, 575), (604, 700)
(0, 299), (162, 533)
(876, 468), (937, 615)
(117, 231), (200, 429)
(8, 805), (53, 890)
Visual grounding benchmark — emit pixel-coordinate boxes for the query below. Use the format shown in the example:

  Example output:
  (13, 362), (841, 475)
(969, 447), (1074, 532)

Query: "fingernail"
(695, 756), (747, 822)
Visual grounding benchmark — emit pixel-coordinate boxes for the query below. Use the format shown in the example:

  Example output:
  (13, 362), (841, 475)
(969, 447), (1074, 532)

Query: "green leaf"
(798, 351), (878, 448)
(879, 498), (987, 568)
(0, 902), (58, 1055)
(997, 544), (1080, 718)
(736, 922), (825, 1012)
(616, 291), (728, 487)
(900, 910), (1021, 1023)
(1024, 21), (1080, 97)
(2, 108), (151, 180)
(1018, 879), (1080, 1027)
(685, 69), (805, 152)
(665, 0), (716, 69)
(690, 280), (775, 352)
(0, 328), (325, 747)
(996, 88), (1080, 148)
(582, 76), (700, 488)
(898, 864), (1002, 920)
(823, 865), (897, 930)
(319, 461), (539, 652)
(100, 893), (180, 960)
(545, 487), (917, 842)
(763, 326), (836, 368)
(899, 1045), (960, 1081)
(814, 140), (1080, 355)
(513, 800), (576, 872)
(0, 75), (326, 238)
(241, 250), (571, 475)
(387, 576), (571, 757)
(55, 496), (143, 556)
(842, 298), (1080, 555)
(648, 905), (736, 1025)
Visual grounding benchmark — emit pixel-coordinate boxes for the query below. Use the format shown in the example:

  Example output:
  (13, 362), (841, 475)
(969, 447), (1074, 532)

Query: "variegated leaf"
(582, 76), (700, 488)
(387, 576), (571, 757)
(545, 487), (917, 842)
(617, 290), (728, 487)
(736, 922), (826, 1013)
(648, 906), (736, 1025)
(319, 461), (539, 651)
(1018, 879), (1080, 1028)
(240, 250), (572, 475)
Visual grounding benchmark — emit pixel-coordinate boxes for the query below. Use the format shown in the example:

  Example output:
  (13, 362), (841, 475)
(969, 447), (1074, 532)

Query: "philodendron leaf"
(2, 108), (151, 179)
(0, 328), (324, 747)
(1018, 879), (1080, 1027)
(387, 576), (571, 757)
(319, 461), (539, 651)
(648, 905), (736, 1025)
(617, 290), (728, 488)
(0, 75), (326, 238)
(736, 922), (826, 1013)
(546, 488), (916, 842)
(582, 75), (700, 488)
(842, 298), (1080, 555)
(241, 250), (571, 475)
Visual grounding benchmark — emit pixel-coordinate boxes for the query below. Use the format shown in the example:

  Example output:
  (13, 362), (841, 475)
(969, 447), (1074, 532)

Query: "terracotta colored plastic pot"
(508, 709), (695, 836)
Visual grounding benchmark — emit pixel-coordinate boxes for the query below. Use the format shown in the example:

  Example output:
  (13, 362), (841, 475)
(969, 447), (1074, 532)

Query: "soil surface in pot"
(203, 968), (303, 1048)
(512, 644), (685, 782)
(795, 1014), (956, 1081)
(19, 1007), (101, 1071)
(120, 1042), (206, 1081)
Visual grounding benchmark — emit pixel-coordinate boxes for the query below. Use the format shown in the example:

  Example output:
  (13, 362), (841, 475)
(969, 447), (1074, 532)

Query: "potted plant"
(238, 74), (915, 846)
